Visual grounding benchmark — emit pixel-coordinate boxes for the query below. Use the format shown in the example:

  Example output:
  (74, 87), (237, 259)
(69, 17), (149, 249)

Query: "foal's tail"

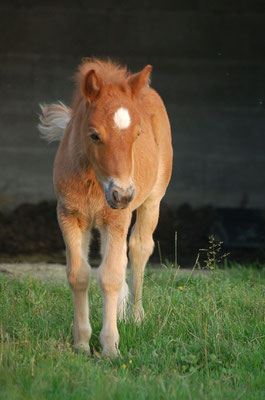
(38, 102), (71, 143)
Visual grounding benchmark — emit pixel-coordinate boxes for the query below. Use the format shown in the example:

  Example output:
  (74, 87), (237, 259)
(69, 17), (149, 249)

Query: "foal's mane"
(72, 58), (129, 111)
(76, 58), (129, 86)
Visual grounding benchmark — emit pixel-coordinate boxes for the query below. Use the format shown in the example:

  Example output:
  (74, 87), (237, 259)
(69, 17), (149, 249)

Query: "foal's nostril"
(109, 185), (135, 208)
(112, 190), (121, 203)
(124, 194), (132, 204)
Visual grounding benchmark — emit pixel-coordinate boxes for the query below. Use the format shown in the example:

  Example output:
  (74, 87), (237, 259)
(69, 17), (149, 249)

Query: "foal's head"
(79, 62), (152, 210)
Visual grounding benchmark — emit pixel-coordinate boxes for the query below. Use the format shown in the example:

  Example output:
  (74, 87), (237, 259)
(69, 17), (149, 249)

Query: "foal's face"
(81, 64), (152, 209)
(84, 99), (140, 210)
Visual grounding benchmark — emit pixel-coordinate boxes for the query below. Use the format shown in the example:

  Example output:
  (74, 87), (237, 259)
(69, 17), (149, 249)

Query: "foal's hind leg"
(129, 199), (160, 322)
(57, 207), (92, 354)
(117, 274), (129, 321)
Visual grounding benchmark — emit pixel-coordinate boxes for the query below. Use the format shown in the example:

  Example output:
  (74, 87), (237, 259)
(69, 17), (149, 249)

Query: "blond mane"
(76, 58), (128, 86)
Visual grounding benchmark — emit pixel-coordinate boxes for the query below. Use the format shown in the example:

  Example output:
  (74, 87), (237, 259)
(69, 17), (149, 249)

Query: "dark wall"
(0, 1), (264, 211)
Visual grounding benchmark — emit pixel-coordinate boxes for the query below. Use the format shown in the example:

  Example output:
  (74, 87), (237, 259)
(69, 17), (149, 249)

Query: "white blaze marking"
(113, 107), (131, 130)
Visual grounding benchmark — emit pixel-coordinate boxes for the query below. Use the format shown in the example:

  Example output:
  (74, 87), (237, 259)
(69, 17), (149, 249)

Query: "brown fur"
(40, 58), (173, 356)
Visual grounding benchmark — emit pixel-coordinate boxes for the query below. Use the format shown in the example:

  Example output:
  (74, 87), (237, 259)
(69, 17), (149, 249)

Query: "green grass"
(0, 265), (264, 399)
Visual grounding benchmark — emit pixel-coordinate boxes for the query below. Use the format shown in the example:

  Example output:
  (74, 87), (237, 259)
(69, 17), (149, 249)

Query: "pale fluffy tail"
(38, 102), (71, 143)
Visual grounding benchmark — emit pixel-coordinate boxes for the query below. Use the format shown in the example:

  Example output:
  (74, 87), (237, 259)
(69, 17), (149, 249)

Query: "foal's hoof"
(100, 330), (120, 358)
(102, 346), (120, 358)
(73, 343), (91, 356)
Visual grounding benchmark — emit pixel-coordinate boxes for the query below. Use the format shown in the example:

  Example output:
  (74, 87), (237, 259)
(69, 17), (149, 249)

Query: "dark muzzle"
(104, 181), (135, 209)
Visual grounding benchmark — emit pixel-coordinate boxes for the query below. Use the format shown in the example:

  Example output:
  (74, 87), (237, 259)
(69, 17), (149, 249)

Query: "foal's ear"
(128, 65), (152, 96)
(82, 69), (101, 102)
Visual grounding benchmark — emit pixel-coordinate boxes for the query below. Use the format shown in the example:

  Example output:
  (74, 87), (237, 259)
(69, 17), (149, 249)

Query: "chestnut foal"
(39, 59), (173, 357)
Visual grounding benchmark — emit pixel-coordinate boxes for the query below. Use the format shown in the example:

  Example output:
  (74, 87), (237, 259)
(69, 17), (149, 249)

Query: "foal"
(39, 59), (173, 357)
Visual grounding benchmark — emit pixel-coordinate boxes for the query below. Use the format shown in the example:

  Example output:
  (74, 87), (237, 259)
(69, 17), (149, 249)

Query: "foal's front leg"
(57, 207), (92, 354)
(98, 213), (130, 357)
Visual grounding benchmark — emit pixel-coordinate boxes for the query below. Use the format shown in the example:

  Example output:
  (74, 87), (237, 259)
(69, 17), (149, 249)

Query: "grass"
(0, 264), (264, 399)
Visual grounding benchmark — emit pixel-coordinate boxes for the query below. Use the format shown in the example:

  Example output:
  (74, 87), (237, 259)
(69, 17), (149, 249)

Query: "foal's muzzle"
(104, 181), (135, 209)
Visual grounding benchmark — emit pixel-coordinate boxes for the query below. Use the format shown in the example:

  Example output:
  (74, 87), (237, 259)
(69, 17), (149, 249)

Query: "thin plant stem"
(184, 253), (200, 287)
(174, 231), (178, 269)
(157, 241), (163, 267)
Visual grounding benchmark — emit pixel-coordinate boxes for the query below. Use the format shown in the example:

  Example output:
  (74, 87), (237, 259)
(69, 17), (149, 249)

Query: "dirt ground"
(0, 201), (264, 267)
(0, 262), (68, 283)
(0, 262), (209, 283)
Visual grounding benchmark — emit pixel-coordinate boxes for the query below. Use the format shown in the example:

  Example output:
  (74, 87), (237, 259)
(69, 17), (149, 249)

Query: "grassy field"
(0, 264), (264, 399)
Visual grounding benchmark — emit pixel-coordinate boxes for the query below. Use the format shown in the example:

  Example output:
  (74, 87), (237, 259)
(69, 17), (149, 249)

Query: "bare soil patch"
(0, 201), (263, 267)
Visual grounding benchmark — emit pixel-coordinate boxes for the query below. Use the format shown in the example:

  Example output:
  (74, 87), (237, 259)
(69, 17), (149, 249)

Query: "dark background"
(0, 1), (264, 265)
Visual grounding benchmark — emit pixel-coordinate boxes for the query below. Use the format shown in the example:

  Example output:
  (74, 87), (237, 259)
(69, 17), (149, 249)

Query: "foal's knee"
(129, 234), (154, 262)
(99, 267), (124, 294)
(99, 242), (128, 293)
(68, 260), (90, 291)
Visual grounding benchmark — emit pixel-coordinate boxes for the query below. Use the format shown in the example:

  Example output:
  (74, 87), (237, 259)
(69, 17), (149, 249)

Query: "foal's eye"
(90, 132), (101, 142)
